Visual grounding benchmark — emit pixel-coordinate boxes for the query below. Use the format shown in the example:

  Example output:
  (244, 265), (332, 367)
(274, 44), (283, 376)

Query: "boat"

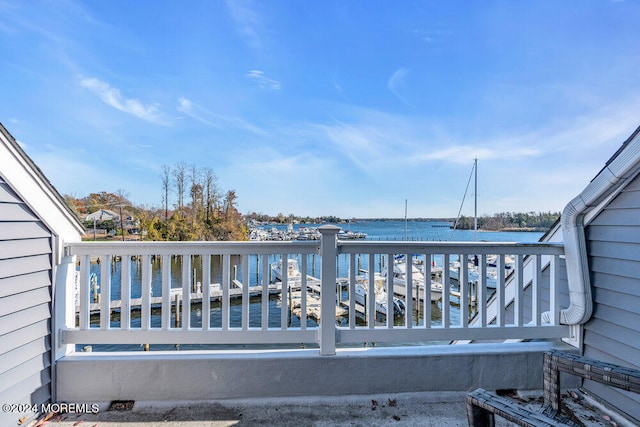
(353, 273), (406, 317)
(337, 230), (367, 240)
(296, 226), (321, 240)
(382, 257), (443, 302)
(449, 260), (496, 289)
(271, 258), (303, 281)
(448, 158), (501, 290)
(449, 254), (514, 289)
(273, 259), (404, 318)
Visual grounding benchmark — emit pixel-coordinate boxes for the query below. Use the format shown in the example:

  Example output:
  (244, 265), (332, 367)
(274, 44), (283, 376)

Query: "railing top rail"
(337, 240), (564, 255)
(65, 240), (321, 256)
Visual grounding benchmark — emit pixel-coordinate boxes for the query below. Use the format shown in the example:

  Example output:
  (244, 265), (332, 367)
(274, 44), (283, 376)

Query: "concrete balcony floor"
(42, 391), (476, 426)
(41, 388), (626, 427)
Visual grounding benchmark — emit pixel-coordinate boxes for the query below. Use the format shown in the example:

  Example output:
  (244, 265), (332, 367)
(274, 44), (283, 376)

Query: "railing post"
(53, 254), (76, 361)
(319, 225), (340, 356)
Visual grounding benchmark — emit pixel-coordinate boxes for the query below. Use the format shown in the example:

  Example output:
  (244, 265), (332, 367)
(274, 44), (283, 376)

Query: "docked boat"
(449, 261), (495, 289)
(382, 257), (443, 302)
(449, 255), (514, 289)
(353, 273), (405, 317)
(271, 258), (303, 281)
(337, 230), (367, 239)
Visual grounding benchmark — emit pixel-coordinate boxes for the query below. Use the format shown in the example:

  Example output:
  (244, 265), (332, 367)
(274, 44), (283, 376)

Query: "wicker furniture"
(467, 350), (640, 426)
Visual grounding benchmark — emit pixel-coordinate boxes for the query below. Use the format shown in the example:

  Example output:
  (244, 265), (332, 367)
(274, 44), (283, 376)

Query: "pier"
(83, 282), (296, 316)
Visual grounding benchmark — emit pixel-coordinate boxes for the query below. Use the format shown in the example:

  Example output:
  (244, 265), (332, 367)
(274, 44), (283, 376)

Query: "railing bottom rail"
(338, 325), (570, 344)
(62, 329), (318, 345)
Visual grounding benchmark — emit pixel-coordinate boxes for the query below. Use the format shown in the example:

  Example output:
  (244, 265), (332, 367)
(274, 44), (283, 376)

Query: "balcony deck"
(43, 391), (473, 426)
(51, 226), (576, 415)
(42, 388), (626, 426)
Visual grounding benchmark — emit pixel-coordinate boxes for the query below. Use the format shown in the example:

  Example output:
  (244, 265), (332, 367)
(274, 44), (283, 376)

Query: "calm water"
(81, 221), (544, 351)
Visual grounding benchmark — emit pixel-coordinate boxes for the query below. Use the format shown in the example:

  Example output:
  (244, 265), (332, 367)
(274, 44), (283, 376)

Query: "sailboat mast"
(474, 158), (478, 240)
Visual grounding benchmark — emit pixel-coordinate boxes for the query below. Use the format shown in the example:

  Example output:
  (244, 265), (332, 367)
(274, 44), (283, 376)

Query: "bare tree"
(115, 188), (131, 205)
(203, 166), (218, 222)
(161, 165), (171, 221)
(189, 164), (203, 223)
(173, 161), (187, 212)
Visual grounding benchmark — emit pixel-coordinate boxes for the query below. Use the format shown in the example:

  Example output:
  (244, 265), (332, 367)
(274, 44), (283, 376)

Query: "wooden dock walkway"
(84, 282), (294, 315)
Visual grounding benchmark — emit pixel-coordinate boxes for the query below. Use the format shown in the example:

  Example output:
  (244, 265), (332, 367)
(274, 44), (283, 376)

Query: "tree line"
(244, 212), (344, 224)
(65, 162), (247, 241)
(452, 211), (560, 231)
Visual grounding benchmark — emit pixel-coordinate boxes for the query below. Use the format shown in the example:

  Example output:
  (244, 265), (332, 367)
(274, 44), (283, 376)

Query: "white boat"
(273, 259), (404, 317)
(271, 258), (302, 281)
(271, 259), (322, 289)
(449, 255), (514, 289)
(449, 261), (496, 289)
(337, 230), (367, 239)
(382, 258), (443, 302)
(353, 273), (405, 317)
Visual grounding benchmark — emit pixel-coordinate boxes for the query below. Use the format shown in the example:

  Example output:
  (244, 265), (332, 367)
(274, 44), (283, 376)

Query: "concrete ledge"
(56, 341), (578, 402)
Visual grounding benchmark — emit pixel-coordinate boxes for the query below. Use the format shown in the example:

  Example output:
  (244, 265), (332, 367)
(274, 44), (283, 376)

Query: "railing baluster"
(423, 254), (431, 328)
(182, 255), (191, 330)
(121, 255), (131, 331)
(242, 254), (249, 330)
(460, 254), (469, 328)
(222, 254), (230, 331)
(368, 253), (375, 329)
(281, 254), (288, 330)
(386, 253), (394, 329)
(348, 253), (356, 329)
(261, 255), (269, 330)
(79, 255), (90, 330)
(496, 254), (505, 327)
(161, 255), (171, 330)
(442, 254), (450, 328)
(141, 255), (151, 331)
(405, 253), (413, 328)
(479, 254), (487, 327)
(514, 254), (524, 327)
(202, 254), (211, 330)
(99, 255), (111, 330)
(550, 254), (559, 326)
(532, 254), (542, 326)
(300, 255), (308, 330)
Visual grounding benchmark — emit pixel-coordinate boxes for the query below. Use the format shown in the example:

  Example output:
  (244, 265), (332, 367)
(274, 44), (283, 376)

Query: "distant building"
(85, 208), (119, 222)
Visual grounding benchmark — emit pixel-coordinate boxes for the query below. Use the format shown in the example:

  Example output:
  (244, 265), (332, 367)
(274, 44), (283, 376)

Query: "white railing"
(333, 237), (567, 354)
(58, 225), (569, 356)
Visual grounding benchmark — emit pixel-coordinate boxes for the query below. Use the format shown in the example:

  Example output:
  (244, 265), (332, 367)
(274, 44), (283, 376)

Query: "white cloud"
(332, 80), (345, 97)
(225, 0), (262, 49)
(176, 96), (265, 135)
(246, 70), (281, 90)
(79, 76), (166, 124)
(413, 145), (540, 164)
(388, 68), (409, 100)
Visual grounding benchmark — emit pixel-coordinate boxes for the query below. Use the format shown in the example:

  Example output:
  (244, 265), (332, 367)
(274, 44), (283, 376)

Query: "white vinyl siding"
(0, 176), (53, 425)
(584, 173), (640, 422)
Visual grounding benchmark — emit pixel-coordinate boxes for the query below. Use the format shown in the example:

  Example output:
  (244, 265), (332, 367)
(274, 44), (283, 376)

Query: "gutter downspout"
(554, 129), (640, 325)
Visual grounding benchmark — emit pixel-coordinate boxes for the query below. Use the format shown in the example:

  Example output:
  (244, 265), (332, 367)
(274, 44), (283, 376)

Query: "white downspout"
(554, 130), (640, 325)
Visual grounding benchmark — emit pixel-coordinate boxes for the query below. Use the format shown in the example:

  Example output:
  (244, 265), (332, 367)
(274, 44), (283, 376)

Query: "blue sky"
(2, 1), (640, 218)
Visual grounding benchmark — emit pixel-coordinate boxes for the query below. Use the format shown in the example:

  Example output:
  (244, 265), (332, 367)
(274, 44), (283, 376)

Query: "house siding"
(484, 252), (570, 328)
(0, 177), (53, 425)
(584, 173), (640, 422)
(508, 256), (570, 325)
